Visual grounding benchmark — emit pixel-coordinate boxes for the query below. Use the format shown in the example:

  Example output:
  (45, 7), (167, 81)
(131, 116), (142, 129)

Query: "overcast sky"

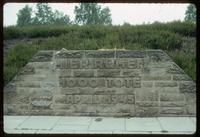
(3, 3), (189, 26)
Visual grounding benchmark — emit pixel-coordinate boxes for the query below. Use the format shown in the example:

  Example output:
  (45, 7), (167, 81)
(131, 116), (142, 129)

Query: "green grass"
(3, 22), (196, 85)
(4, 21), (196, 40)
(167, 51), (196, 81)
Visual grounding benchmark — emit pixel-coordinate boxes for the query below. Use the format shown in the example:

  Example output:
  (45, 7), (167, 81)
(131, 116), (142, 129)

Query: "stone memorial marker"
(4, 49), (196, 117)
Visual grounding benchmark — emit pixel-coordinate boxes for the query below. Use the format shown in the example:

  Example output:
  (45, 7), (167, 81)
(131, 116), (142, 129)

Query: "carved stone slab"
(4, 50), (196, 117)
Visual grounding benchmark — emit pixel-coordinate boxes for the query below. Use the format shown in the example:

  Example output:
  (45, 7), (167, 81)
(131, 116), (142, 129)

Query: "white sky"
(3, 3), (189, 26)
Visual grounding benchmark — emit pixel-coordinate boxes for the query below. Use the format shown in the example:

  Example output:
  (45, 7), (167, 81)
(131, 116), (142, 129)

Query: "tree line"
(17, 3), (112, 26)
(17, 3), (196, 27)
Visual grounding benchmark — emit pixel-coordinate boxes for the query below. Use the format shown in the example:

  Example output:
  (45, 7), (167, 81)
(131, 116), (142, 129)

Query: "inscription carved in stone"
(56, 95), (135, 104)
(4, 50), (196, 117)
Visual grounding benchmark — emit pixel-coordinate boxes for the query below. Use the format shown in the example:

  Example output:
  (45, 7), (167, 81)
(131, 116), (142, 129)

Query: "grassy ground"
(3, 21), (196, 85)
(166, 37), (196, 81)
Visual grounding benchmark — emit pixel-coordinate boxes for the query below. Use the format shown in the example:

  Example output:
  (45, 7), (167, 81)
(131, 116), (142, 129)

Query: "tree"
(185, 4), (196, 22)
(33, 3), (55, 25)
(32, 3), (71, 25)
(52, 10), (71, 25)
(17, 5), (33, 26)
(74, 3), (112, 25)
(16, 3), (71, 26)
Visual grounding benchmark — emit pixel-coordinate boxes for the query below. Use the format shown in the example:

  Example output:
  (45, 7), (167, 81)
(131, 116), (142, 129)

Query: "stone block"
(59, 78), (106, 88)
(4, 104), (29, 115)
(31, 100), (52, 109)
(173, 74), (192, 81)
(32, 62), (51, 69)
(135, 89), (158, 101)
(142, 82), (153, 87)
(147, 50), (172, 61)
(122, 69), (141, 77)
(4, 91), (30, 104)
(184, 93), (196, 103)
(160, 101), (185, 107)
(142, 74), (171, 81)
(166, 63), (185, 74)
(15, 81), (41, 88)
(136, 101), (158, 107)
(135, 107), (159, 117)
(60, 88), (80, 95)
(179, 82), (196, 93)
(148, 67), (167, 75)
(74, 104), (97, 113)
(51, 104), (73, 110)
(27, 110), (56, 116)
(96, 104), (132, 114)
(55, 50), (84, 58)
(14, 75), (42, 82)
(85, 50), (115, 58)
(73, 70), (94, 77)
(4, 83), (16, 92)
(186, 105), (196, 115)
(160, 107), (185, 115)
(155, 82), (178, 87)
(31, 51), (53, 62)
(19, 64), (35, 75)
(155, 87), (179, 93)
(160, 93), (185, 101)
(57, 69), (72, 77)
(97, 69), (120, 77)
(116, 50), (145, 58)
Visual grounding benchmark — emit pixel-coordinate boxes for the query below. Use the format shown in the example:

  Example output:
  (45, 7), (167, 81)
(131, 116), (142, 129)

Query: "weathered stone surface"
(136, 101), (158, 107)
(160, 107), (185, 115)
(155, 87), (179, 93)
(4, 83), (16, 92)
(55, 94), (135, 105)
(135, 107), (159, 116)
(4, 91), (29, 104)
(160, 93), (185, 101)
(57, 69), (72, 77)
(31, 51), (53, 62)
(85, 50), (115, 58)
(155, 82), (178, 87)
(19, 64), (35, 75)
(167, 62), (185, 74)
(55, 50), (84, 58)
(135, 89), (158, 101)
(4, 50), (196, 117)
(186, 105), (196, 115)
(142, 74), (171, 81)
(146, 50), (172, 62)
(32, 62), (52, 69)
(184, 93), (196, 103)
(97, 69), (120, 77)
(73, 70), (94, 77)
(179, 82), (196, 93)
(116, 50), (145, 58)
(59, 78), (106, 88)
(15, 81), (41, 88)
(173, 74), (192, 81)
(160, 102), (185, 107)
(122, 69), (141, 77)
(4, 104), (30, 115)
(31, 100), (52, 109)
(142, 82), (153, 87)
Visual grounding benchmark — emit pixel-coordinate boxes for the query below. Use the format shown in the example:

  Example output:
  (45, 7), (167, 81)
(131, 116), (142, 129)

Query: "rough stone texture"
(31, 51), (54, 62)
(4, 50), (196, 117)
